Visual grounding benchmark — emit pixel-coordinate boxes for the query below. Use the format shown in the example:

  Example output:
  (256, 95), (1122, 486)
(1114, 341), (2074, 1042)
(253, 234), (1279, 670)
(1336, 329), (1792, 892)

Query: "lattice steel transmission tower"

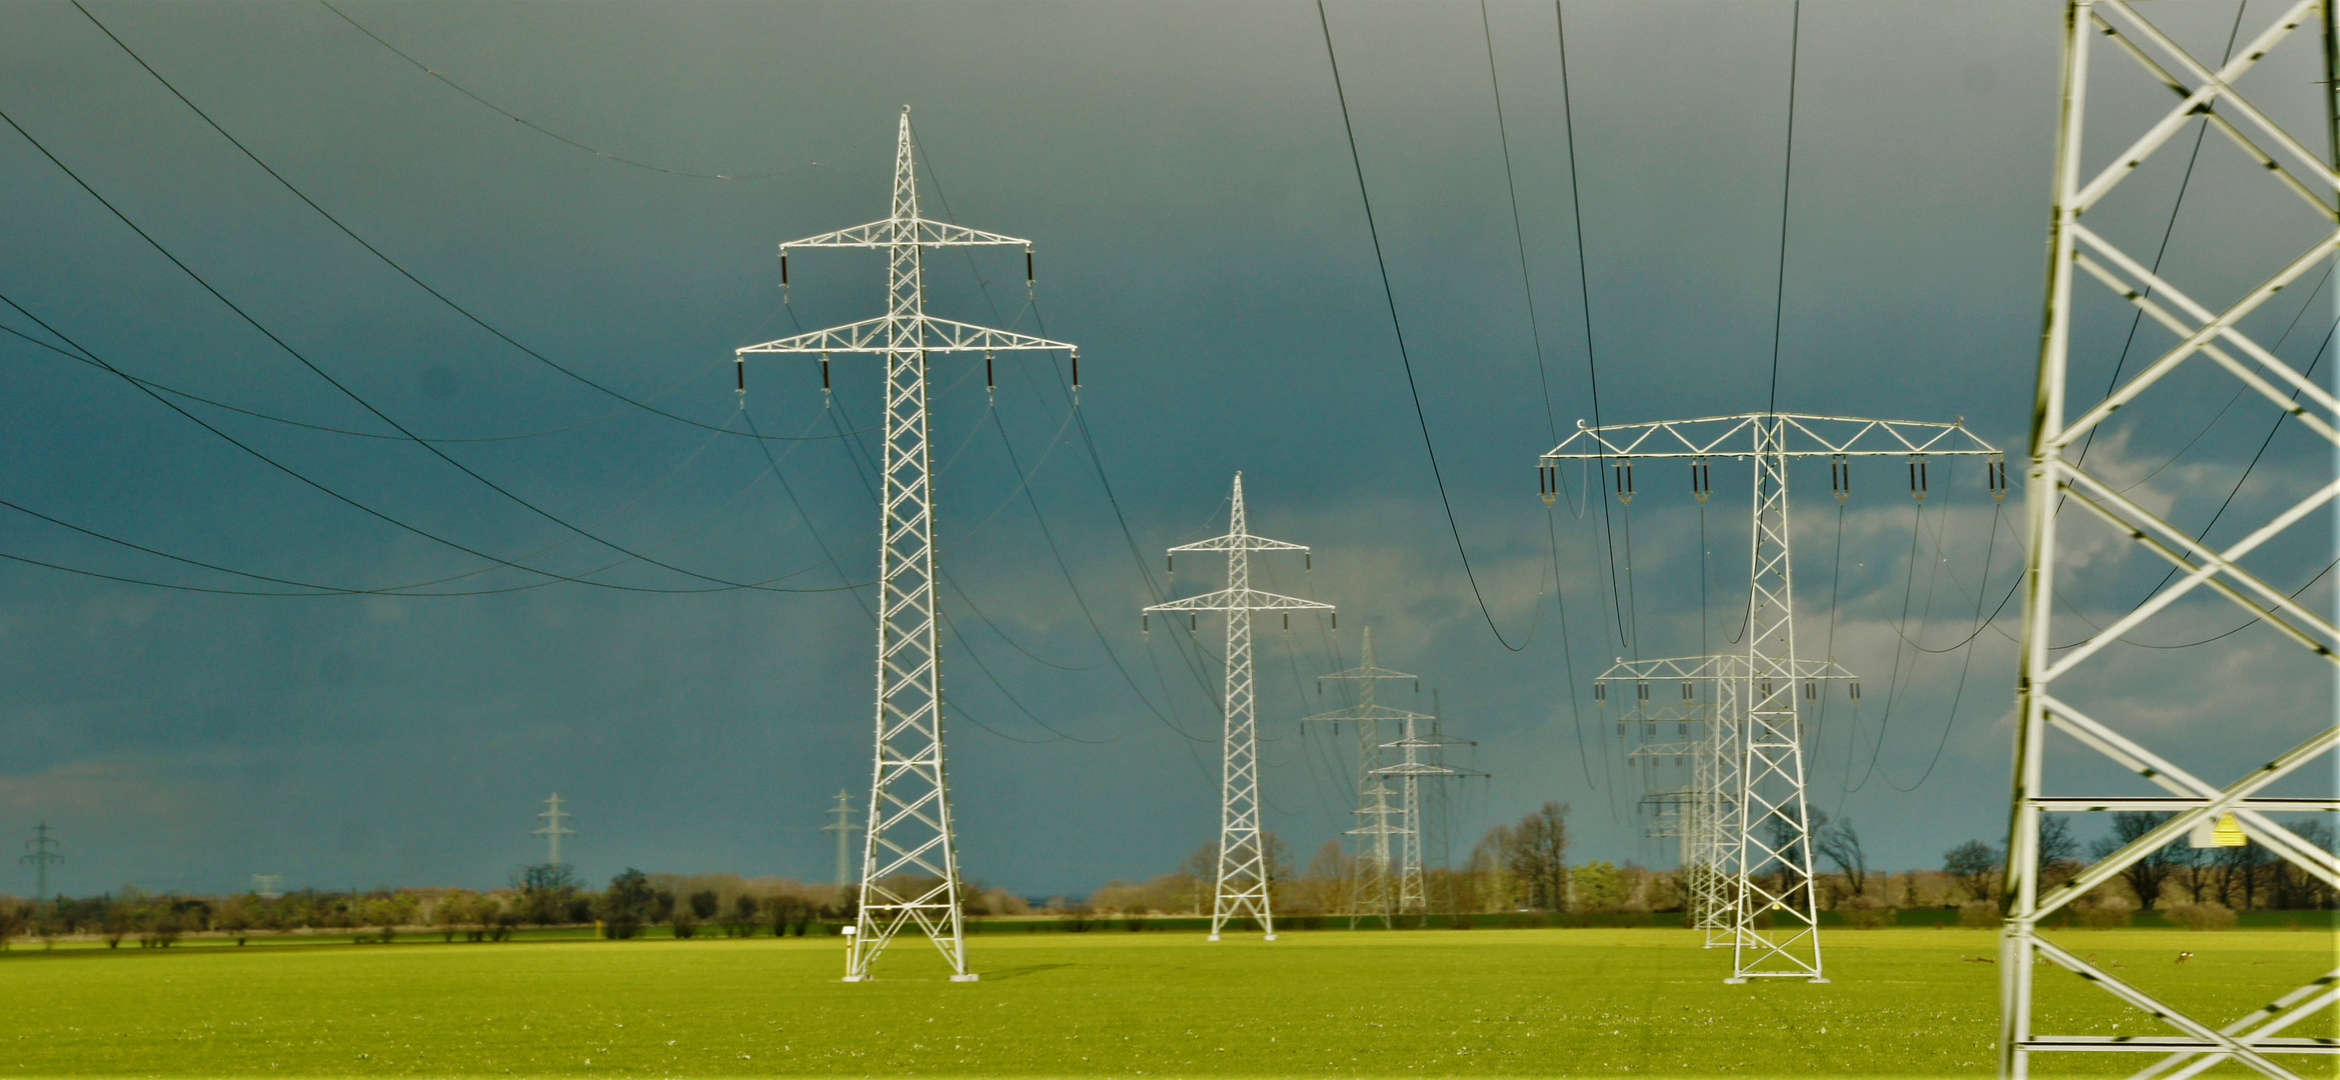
(1597, 662), (1734, 942)
(534, 794), (575, 868)
(737, 109), (1078, 982)
(1545, 413), (2001, 981)
(1372, 705), (1482, 913)
(1147, 473), (1333, 941)
(822, 788), (862, 893)
(2002, 3), (2339, 1075)
(1303, 627), (1424, 926)
(21, 822), (61, 903)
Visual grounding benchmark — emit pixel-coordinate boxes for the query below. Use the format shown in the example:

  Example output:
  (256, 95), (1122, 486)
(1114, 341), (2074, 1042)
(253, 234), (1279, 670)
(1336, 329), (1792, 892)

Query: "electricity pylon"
(1545, 413), (2001, 981)
(822, 788), (862, 893)
(1601, 669), (1728, 938)
(1371, 705), (1483, 913)
(2003, 4), (2339, 1076)
(736, 108), (1078, 983)
(1147, 473), (1334, 941)
(1303, 626), (1425, 927)
(21, 822), (61, 902)
(534, 794), (575, 867)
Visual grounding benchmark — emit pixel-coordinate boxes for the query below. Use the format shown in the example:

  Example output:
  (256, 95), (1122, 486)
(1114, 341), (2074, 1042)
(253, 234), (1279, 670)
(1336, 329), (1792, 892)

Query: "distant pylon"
(736, 108), (1079, 984)
(1371, 694), (1482, 912)
(1147, 473), (1334, 941)
(821, 789), (862, 892)
(1548, 413), (2000, 981)
(534, 794), (575, 867)
(1304, 626), (1426, 927)
(20, 822), (62, 902)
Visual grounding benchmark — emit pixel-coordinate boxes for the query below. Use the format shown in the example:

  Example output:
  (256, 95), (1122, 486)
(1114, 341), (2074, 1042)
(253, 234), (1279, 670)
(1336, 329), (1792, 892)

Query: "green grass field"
(2, 927), (2330, 1077)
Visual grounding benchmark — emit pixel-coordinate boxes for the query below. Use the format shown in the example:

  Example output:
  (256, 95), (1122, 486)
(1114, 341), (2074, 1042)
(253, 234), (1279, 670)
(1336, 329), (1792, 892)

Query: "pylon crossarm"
(1540, 412), (1999, 461)
(2087, 13), (2338, 219)
(1596, 654), (1854, 682)
(1171, 534), (1308, 553)
(1304, 703), (1431, 724)
(737, 314), (1076, 357)
(1145, 588), (1334, 613)
(2042, 471), (2340, 679)
(2057, 482), (2340, 660)
(2091, 0), (2336, 198)
(780, 216), (1032, 251)
(2026, 937), (2302, 1078)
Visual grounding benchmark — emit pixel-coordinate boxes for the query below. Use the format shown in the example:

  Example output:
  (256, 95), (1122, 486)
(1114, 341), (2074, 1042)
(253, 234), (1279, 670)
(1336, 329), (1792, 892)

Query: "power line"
(1317, 0), (1531, 653)
(1765, 0), (1802, 413)
(0, 102), (795, 594)
(316, 0), (858, 181)
(1552, 0), (1634, 655)
(69, 2), (819, 444)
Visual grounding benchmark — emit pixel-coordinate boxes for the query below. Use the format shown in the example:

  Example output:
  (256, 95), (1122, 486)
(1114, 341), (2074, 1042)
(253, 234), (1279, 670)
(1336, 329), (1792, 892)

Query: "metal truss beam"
(2003, 3), (2339, 1076)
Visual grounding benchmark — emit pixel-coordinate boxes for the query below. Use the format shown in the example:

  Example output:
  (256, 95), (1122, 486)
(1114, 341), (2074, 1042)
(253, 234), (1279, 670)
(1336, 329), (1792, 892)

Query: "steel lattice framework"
(1148, 474), (1333, 941)
(1548, 413), (1999, 981)
(1371, 713), (1481, 913)
(2002, 3), (2340, 1075)
(737, 109), (1078, 983)
(1303, 627), (1425, 926)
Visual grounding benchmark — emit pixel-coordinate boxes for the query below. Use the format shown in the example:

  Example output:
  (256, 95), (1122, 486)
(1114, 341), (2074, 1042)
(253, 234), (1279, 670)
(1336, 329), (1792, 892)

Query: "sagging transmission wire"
(70, 2), (831, 444)
(1482, 0), (1597, 788)
(908, 134), (1226, 746)
(316, 0), (867, 182)
(1319, 0), (1535, 654)
(0, 104), (821, 595)
(0, 286), (862, 597)
(1554, 0), (1635, 659)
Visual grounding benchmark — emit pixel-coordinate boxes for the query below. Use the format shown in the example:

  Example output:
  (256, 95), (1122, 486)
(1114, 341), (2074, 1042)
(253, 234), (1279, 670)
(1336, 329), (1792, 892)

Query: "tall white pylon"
(2004, 4), (2339, 1075)
(534, 794), (574, 867)
(737, 108), (1080, 983)
(1305, 627), (1427, 926)
(1147, 474), (1333, 941)
(1547, 413), (2000, 981)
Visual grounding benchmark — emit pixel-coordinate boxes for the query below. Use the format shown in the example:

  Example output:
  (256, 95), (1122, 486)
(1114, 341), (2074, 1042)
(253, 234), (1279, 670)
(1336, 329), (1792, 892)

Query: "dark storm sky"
(0, 1), (2329, 898)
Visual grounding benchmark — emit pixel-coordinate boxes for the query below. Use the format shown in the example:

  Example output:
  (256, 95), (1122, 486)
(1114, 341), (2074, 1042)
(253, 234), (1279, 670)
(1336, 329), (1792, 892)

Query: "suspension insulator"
(1910, 455), (1929, 501)
(1637, 681), (1651, 702)
(1283, 613), (1291, 631)
(1681, 680), (1695, 702)
(1615, 721), (1626, 738)
(1849, 680), (1862, 705)
(1070, 351), (1080, 391)
(1804, 680), (1818, 702)
(1305, 552), (1312, 571)
(735, 358), (745, 392)
(1761, 679), (1775, 700)
(1678, 722), (1691, 738)
(1167, 553), (1174, 573)
(1331, 613), (1338, 631)
(1643, 721), (1657, 739)
(1593, 682), (1607, 704)
(1142, 613), (1149, 633)
(1614, 459), (1636, 504)
(780, 250), (789, 287)
(1831, 454), (1850, 502)
(1691, 459), (1711, 503)
(985, 351), (995, 393)
(1025, 248), (1034, 286)
(1190, 613), (1198, 631)
(1989, 454), (2008, 501)
(820, 353), (832, 392)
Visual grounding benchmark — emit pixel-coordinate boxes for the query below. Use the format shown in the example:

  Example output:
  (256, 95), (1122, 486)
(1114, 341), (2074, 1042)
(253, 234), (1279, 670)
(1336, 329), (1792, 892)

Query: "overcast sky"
(0, 1), (2329, 899)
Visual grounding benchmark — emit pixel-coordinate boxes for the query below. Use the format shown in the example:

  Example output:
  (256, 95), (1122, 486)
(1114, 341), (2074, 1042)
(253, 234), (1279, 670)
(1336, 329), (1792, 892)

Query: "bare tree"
(2090, 812), (2179, 910)
(1944, 840), (2002, 902)
(1813, 812), (1870, 899)
(2037, 815), (2081, 887)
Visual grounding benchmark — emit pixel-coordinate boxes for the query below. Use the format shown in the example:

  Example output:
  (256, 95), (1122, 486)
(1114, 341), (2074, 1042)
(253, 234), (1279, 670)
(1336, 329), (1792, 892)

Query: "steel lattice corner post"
(737, 109), (1080, 983)
(2002, 3), (2340, 1075)
(1148, 474), (1333, 940)
(1548, 413), (2000, 981)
